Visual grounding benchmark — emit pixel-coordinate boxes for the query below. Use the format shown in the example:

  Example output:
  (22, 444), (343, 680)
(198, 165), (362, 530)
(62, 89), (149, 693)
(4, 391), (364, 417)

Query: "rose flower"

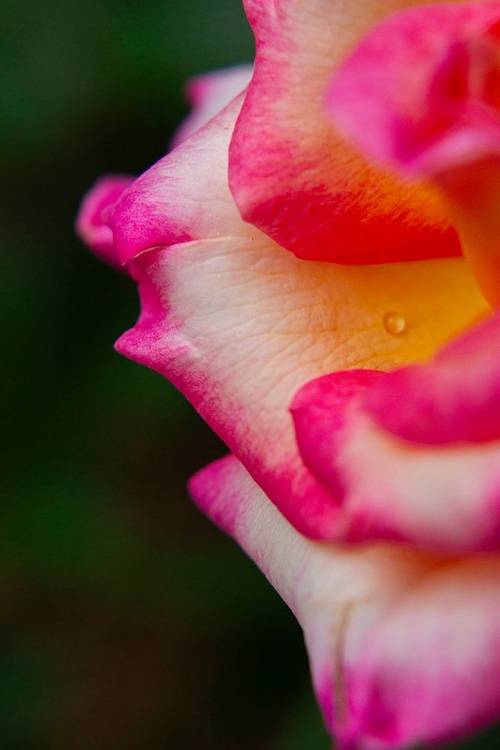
(78, 0), (500, 747)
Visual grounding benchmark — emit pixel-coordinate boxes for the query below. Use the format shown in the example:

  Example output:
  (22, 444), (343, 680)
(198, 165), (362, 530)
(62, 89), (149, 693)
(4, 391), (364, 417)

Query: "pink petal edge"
(190, 454), (500, 749)
(228, 0), (460, 265)
(75, 174), (136, 268)
(291, 315), (500, 553)
(364, 311), (500, 445)
(171, 64), (253, 148)
(326, 2), (500, 177)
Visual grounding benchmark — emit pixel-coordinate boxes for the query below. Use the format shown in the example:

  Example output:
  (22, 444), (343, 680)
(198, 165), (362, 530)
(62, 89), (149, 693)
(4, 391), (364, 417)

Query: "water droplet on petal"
(383, 312), (406, 335)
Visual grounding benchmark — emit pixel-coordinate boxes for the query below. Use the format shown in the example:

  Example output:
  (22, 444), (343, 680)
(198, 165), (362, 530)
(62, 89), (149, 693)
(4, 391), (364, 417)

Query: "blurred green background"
(3, 1), (500, 748)
(1, 1), (329, 748)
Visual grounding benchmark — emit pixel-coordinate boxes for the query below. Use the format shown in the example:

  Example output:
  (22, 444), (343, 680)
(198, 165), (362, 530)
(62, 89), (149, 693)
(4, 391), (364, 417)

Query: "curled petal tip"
(75, 175), (136, 269)
(189, 455), (248, 538)
(110, 96), (247, 267)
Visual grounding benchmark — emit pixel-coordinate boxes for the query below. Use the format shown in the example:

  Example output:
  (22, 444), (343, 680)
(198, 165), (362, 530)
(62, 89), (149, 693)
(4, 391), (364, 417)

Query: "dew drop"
(383, 312), (406, 335)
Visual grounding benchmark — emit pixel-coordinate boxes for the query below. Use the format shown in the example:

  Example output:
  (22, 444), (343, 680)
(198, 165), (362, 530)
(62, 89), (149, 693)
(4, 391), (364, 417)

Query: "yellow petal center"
(438, 156), (500, 308)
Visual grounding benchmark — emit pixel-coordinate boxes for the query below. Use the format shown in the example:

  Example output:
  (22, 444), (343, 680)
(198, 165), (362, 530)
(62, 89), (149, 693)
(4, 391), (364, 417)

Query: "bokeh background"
(3, 1), (500, 748)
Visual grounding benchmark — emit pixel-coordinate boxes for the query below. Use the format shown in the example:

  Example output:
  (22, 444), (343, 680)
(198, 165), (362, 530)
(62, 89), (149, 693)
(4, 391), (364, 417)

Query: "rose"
(77, 0), (500, 747)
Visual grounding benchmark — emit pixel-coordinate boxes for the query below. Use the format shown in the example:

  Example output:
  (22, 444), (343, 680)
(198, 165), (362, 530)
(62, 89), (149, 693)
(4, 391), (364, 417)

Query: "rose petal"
(326, 2), (500, 306)
(190, 455), (500, 749)
(75, 175), (136, 268)
(365, 311), (500, 445)
(110, 96), (488, 540)
(292, 349), (500, 552)
(77, 67), (252, 268)
(228, 0), (461, 265)
(326, 2), (500, 177)
(171, 64), (253, 148)
(111, 97), (250, 266)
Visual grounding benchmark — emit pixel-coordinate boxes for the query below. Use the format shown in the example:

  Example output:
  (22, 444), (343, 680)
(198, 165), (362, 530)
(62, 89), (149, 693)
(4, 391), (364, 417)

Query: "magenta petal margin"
(228, 0), (461, 264)
(171, 64), (253, 148)
(326, 2), (500, 177)
(191, 455), (500, 750)
(292, 348), (500, 553)
(76, 175), (135, 268)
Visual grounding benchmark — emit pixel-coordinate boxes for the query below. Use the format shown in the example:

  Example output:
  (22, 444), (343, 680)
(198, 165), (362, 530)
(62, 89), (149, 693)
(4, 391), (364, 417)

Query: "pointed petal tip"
(76, 174), (136, 269)
(188, 455), (246, 538)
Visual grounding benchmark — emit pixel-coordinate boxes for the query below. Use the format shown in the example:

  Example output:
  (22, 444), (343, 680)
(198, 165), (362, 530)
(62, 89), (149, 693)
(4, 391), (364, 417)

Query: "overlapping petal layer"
(191, 454), (500, 749)
(229, 0), (461, 264)
(326, 2), (500, 176)
(292, 320), (500, 551)
(365, 312), (500, 445)
(283, 0), (500, 552)
(171, 64), (253, 148)
(111, 98), (488, 539)
(327, 1), (500, 304)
